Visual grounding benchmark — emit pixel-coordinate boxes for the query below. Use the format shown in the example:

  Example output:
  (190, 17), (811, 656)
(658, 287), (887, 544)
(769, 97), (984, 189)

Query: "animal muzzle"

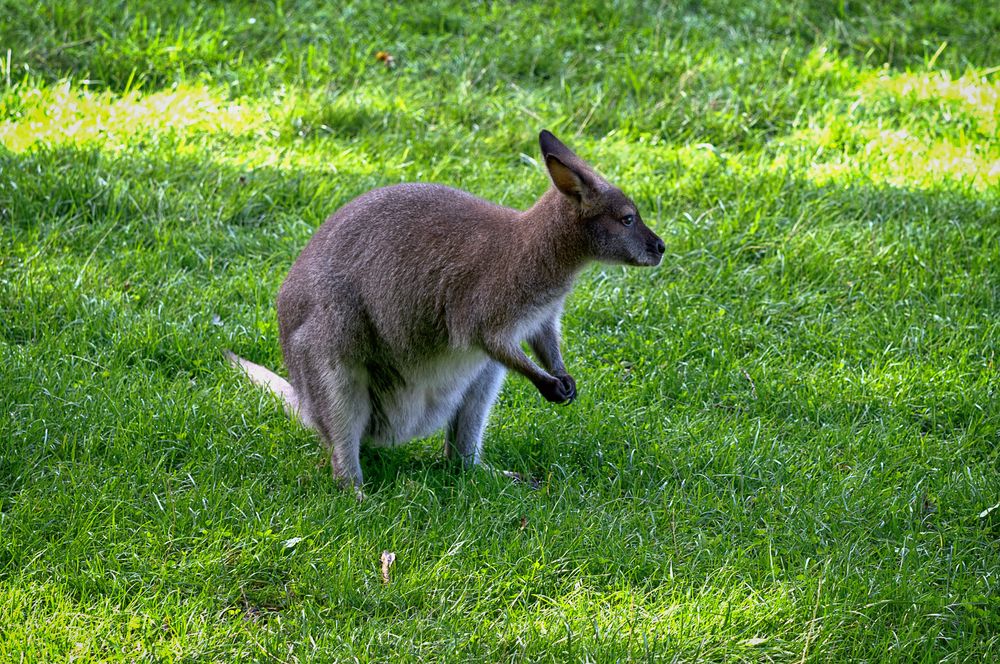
(638, 236), (665, 266)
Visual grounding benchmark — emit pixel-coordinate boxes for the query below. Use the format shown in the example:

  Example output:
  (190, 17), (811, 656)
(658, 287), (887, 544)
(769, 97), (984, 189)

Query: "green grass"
(2, 0), (999, 660)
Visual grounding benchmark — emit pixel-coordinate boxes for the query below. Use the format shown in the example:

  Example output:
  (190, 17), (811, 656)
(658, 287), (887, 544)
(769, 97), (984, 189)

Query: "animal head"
(539, 130), (664, 267)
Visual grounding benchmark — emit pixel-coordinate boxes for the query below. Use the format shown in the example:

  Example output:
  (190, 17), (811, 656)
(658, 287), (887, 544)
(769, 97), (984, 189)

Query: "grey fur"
(229, 130), (664, 488)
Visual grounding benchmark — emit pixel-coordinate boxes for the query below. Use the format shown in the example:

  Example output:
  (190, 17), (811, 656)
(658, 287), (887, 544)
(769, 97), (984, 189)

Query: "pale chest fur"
(362, 299), (562, 447)
(507, 299), (564, 342)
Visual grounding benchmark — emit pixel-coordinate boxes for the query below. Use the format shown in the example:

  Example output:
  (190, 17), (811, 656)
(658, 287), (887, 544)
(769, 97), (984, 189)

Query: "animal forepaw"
(538, 373), (576, 404)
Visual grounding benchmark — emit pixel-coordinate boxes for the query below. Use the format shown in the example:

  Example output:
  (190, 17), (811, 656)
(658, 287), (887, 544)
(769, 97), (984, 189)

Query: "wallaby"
(228, 130), (664, 489)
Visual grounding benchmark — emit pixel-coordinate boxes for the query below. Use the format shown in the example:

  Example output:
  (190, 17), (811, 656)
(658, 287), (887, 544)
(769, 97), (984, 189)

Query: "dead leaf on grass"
(380, 550), (396, 584)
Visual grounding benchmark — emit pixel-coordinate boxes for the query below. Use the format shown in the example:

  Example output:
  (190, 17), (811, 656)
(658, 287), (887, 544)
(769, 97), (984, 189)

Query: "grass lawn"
(2, 0), (998, 660)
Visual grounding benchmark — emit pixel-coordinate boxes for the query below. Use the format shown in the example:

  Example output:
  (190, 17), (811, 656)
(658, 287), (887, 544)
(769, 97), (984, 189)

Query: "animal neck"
(514, 187), (590, 292)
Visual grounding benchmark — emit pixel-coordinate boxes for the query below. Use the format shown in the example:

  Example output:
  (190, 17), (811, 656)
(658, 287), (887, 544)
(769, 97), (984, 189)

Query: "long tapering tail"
(224, 350), (312, 427)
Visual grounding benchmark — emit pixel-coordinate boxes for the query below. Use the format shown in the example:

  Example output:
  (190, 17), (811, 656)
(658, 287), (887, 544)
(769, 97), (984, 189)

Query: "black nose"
(655, 239), (665, 255)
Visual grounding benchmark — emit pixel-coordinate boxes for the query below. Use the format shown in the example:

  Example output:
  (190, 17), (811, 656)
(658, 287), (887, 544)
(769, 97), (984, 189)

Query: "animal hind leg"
(297, 351), (370, 489)
(445, 361), (505, 467)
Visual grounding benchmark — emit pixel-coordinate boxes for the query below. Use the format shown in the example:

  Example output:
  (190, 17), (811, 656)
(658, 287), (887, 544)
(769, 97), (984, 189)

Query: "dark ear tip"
(538, 129), (553, 153)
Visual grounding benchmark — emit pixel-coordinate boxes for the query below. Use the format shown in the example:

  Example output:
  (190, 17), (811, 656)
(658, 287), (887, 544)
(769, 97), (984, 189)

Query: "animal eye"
(621, 214), (635, 227)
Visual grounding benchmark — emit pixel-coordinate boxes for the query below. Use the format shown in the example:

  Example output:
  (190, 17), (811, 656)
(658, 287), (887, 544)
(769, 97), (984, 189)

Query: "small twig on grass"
(740, 367), (758, 400)
(799, 567), (826, 663)
(74, 220), (119, 288)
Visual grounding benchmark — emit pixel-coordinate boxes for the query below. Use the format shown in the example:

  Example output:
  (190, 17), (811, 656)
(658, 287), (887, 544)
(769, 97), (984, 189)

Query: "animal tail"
(224, 350), (312, 427)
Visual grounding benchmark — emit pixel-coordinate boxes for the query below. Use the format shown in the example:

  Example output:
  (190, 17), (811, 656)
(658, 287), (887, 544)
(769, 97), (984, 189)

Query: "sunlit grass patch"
(803, 124), (999, 191)
(862, 69), (999, 137)
(0, 82), (262, 152)
(776, 63), (1000, 192)
(733, 49), (1000, 192)
(0, 80), (487, 182)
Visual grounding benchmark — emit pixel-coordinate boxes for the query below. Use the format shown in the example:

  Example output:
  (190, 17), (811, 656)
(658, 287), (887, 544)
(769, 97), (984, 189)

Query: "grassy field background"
(2, 1), (998, 660)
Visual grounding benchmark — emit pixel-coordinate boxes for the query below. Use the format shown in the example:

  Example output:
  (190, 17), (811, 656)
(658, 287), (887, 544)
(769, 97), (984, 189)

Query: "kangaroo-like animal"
(228, 130), (664, 489)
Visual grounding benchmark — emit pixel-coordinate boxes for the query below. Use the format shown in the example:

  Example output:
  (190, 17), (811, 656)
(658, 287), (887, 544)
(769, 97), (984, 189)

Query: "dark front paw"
(538, 373), (577, 405)
(555, 373), (576, 404)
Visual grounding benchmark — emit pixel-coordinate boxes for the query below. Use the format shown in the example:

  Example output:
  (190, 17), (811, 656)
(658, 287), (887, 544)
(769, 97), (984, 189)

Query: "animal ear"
(539, 130), (597, 204)
(539, 130), (573, 161)
(544, 153), (591, 202)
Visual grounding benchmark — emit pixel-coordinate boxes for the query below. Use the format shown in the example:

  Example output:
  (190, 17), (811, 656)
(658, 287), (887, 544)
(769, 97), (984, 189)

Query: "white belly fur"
(363, 350), (491, 447)
(360, 301), (559, 447)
